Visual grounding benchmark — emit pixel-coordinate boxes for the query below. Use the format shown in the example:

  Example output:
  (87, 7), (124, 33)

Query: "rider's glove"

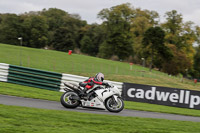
(103, 82), (110, 87)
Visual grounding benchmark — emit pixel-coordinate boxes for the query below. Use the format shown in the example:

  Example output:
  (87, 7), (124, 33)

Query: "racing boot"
(80, 88), (88, 100)
(87, 91), (95, 101)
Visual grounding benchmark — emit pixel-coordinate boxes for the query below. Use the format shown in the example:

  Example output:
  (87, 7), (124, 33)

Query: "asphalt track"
(0, 94), (200, 122)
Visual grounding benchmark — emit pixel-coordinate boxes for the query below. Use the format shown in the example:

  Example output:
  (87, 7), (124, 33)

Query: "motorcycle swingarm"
(69, 95), (80, 101)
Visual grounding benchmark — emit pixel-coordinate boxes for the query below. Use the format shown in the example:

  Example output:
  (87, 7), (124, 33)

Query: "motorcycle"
(60, 82), (124, 113)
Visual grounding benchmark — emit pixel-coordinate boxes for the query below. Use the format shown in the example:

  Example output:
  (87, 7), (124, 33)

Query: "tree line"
(0, 3), (200, 78)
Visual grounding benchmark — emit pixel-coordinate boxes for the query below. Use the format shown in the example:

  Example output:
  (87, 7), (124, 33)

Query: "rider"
(79, 72), (110, 99)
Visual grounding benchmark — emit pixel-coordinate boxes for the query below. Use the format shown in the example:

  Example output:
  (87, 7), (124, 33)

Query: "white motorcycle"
(60, 82), (124, 113)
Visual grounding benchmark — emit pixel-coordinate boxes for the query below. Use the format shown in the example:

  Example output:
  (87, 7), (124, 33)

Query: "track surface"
(0, 94), (200, 122)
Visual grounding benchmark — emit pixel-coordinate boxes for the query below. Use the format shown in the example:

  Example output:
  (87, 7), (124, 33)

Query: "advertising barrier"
(123, 83), (200, 110)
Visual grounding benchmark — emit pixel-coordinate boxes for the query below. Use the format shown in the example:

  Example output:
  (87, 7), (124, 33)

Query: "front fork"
(112, 95), (119, 105)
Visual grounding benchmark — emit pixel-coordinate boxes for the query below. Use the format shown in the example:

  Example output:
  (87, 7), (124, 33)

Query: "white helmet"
(95, 73), (104, 82)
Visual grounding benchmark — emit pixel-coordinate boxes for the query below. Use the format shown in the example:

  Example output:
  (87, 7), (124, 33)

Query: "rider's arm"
(79, 82), (87, 87)
(92, 78), (109, 86)
(79, 78), (90, 87)
(92, 78), (103, 85)
(102, 82), (109, 86)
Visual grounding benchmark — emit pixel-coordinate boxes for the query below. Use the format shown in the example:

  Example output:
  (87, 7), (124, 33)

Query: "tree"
(161, 10), (196, 75)
(30, 15), (48, 48)
(52, 27), (75, 51)
(161, 10), (195, 53)
(0, 14), (21, 45)
(79, 24), (105, 56)
(163, 10), (182, 34)
(162, 10), (183, 49)
(193, 46), (200, 77)
(98, 3), (134, 60)
(20, 14), (48, 48)
(41, 8), (86, 49)
(142, 26), (172, 71)
(130, 9), (159, 63)
(162, 44), (191, 75)
(180, 21), (196, 63)
(80, 35), (94, 55)
(195, 26), (200, 44)
(41, 8), (68, 31)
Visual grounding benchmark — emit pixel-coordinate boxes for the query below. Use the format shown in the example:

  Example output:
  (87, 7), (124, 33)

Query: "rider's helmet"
(95, 72), (104, 82)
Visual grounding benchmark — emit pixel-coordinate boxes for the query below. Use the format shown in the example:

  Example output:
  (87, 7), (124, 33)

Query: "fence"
(0, 63), (123, 91)
(0, 63), (9, 82)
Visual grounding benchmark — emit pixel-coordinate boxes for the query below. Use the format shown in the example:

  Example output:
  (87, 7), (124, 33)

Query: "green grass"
(0, 43), (200, 91)
(1, 81), (200, 117)
(125, 101), (200, 117)
(0, 104), (200, 133)
(0, 82), (62, 101)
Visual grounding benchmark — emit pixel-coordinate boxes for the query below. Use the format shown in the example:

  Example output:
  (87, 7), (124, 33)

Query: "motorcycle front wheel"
(60, 91), (80, 108)
(105, 96), (124, 113)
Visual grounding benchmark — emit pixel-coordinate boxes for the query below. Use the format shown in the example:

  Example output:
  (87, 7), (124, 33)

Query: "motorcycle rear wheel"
(105, 97), (124, 113)
(60, 91), (80, 108)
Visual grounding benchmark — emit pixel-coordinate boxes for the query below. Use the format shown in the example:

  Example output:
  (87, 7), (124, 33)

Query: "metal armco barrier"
(0, 63), (62, 91)
(0, 63), (9, 82)
(123, 82), (200, 110)
(0, 63), (123, 92)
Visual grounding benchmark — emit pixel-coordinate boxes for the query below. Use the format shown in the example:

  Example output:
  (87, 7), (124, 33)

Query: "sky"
(0, 0), (200, 26)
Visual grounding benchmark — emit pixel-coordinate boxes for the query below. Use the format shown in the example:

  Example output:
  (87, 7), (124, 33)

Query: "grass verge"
(0, 104), (200, 133)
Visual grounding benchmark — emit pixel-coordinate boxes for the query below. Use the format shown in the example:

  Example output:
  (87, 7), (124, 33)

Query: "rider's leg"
(80, 87), (88, 100)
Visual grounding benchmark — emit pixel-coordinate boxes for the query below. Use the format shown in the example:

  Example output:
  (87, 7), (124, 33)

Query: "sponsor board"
(123, 83), (200, 109)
